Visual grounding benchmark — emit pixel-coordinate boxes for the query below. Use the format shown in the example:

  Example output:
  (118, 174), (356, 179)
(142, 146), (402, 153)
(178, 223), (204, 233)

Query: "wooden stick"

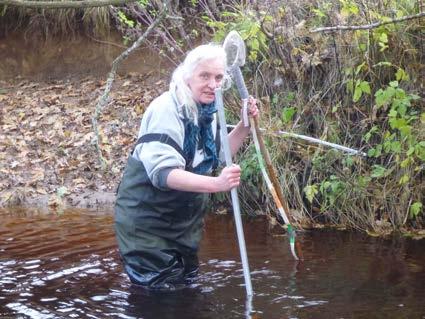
(250, 117), (301, 260)
(252, 117), (293, 224)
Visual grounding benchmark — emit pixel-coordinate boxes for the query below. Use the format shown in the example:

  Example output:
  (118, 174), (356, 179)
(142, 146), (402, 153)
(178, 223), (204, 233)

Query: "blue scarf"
(183, 102), (219, 174)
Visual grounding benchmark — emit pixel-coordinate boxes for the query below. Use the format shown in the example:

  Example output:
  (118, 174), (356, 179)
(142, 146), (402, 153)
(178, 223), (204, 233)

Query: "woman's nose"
(207, 78), (217, 89)
(210, 78), (222, 89)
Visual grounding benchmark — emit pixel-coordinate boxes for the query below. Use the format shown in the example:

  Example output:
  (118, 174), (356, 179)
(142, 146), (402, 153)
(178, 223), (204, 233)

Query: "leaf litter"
(0, 73), (166, 210)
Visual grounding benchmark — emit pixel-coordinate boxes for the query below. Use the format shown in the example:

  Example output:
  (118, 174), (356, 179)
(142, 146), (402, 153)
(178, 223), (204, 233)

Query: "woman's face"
(186, 57), (225, 104)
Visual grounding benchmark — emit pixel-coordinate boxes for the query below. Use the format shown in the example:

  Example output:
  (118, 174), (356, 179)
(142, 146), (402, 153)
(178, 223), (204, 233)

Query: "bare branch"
(311, 11), (425, 33)
(0, 0), (136, 9)
(91, 0), (170, 167)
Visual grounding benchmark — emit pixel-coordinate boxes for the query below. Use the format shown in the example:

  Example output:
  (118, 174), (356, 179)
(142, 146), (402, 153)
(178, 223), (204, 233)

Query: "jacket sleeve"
(133, 93), (186, 190)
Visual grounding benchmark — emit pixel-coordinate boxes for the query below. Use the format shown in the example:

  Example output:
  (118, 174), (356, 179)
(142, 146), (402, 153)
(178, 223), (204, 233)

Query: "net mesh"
(222, 31), (246, 67)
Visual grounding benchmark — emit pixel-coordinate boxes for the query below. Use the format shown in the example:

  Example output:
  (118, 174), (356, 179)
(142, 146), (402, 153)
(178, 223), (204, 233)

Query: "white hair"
(170, 43), (231, 120)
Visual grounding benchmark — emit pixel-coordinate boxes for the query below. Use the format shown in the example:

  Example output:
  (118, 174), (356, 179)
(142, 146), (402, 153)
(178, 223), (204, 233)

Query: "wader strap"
(132, 125), (221, 172)
(215, 122), (221, 155)
(132, 133), (194, 170)
(134, 133), (185, 157)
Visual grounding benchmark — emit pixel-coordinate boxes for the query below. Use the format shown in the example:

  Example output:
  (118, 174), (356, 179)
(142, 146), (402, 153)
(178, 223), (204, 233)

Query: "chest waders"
(115, 130), (220, 290)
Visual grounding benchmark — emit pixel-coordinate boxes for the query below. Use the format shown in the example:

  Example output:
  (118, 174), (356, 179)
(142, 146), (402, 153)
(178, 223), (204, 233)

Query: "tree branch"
(91, 0), (170, 167)
(311, 11), (425, 33)
(0, 0), (136, 9)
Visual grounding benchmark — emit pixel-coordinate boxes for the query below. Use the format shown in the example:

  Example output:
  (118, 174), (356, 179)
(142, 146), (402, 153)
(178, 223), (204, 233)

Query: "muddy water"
(1, 208), (424, 319)
(0, 32), (172, 81)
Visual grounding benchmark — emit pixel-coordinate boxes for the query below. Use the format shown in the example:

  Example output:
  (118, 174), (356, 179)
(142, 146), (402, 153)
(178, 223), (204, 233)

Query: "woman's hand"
(240, 96), (259, 122)
(247, 96), (259, 119)
(214, 164), (241, 192)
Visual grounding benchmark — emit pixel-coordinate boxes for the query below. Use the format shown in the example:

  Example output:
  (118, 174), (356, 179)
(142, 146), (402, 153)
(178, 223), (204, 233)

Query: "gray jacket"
(133, 90), (219, 190)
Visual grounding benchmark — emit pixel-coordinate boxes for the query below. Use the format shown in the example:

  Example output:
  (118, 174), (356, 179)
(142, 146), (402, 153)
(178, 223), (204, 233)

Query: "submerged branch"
(311, 12), (425, 33)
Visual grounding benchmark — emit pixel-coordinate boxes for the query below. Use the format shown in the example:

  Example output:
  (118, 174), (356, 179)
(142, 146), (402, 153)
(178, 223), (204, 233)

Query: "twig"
(91, 0), (170, 167)
(311, 12), (425, 33)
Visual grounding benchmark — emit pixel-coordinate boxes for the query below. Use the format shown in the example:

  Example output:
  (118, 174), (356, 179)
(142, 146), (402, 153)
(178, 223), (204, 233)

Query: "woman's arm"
(228, 121), (251, 156)
(166, 165), (241, 193)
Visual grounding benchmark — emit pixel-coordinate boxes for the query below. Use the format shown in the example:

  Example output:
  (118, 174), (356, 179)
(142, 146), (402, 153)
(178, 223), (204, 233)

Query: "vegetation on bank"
(1, 0), (424, 234)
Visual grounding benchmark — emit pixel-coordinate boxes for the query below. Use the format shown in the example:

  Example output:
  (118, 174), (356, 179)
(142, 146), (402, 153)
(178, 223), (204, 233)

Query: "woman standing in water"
(115, 43), (258, 289)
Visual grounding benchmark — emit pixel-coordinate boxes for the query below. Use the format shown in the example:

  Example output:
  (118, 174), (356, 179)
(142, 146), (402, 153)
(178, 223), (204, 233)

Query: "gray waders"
(114, 134), (210, 290)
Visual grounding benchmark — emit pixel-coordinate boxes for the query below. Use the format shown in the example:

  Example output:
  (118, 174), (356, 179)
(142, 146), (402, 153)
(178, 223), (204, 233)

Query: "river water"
(1, 208), (424, 319)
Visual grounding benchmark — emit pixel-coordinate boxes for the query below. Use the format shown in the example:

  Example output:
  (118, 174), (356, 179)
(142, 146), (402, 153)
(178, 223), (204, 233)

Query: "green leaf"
(359, 43), (367, 51)
(410, 202), (423, 218)
(375, 89), (388, 107)
(399, 103), (408, 117)
(312, 8), (326, 18)
(371, 165), (387, 178)
(250, 38), (260, 51)
(406, 146), (415, 156)
(117, 11), (135, 28)
(388, 109), (398, 118)
(359, 81), (371, 94)
(400, 157), (411, 168)
(367, 148), (376, 157)
(344, 156), (354, 167)
(398, 174), (409, 185)
(399, 125), (412, 137)
(390, 141), (402, 153)
(303, 184), (318, 203)
(395, 68), (409, 81)
(358, 175), (372, 187)
(379, 32), (388, 43)
(369, 144), (382, 157)
(281, 107), (297, 124)
(353, 85), (362, 102)
(379, 42), (389, 52)
(355, 62), (366, 75)
(363, 126), (378, 142)
(389, 118), (407, 130)
(137, 0), (148, 6)
(416, 142), (425, 161)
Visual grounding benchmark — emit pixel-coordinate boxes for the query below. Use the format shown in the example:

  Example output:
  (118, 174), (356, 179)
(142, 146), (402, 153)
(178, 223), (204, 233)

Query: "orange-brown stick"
(253, 117), (293, 224)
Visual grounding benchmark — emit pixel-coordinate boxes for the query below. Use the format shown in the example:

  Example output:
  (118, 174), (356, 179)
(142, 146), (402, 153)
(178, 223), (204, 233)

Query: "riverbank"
(0, 74), (167, 210)
(2, 75), (425, 238)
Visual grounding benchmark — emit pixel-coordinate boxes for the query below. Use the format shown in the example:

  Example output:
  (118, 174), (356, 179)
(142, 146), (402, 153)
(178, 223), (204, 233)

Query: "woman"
(115, 43), (258, 289)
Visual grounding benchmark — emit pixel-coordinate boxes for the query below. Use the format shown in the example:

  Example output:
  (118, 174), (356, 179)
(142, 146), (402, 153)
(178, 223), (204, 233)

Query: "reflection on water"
(1, 208), (425, 318)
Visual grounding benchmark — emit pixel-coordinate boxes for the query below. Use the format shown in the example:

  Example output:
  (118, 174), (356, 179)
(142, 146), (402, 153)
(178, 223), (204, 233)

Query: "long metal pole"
(215, 87), (253, 297)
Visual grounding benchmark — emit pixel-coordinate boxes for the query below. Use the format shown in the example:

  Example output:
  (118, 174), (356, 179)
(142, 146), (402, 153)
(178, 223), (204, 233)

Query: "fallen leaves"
(0, 73), (166, 208)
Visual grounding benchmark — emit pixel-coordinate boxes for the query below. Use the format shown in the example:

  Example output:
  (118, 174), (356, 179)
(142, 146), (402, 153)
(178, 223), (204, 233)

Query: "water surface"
(1, 208), (424, 318)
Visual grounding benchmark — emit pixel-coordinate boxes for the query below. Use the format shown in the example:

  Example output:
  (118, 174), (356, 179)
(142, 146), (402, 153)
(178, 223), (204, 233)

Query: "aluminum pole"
(215, 87), (253, 297)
